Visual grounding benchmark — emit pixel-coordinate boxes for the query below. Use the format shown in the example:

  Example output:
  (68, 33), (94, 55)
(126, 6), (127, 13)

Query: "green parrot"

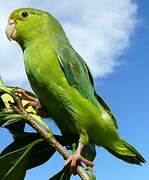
(6, 8), (145, 171)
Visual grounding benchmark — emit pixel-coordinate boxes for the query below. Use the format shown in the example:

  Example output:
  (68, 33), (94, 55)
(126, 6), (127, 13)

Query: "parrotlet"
(5, 8), (145, 171)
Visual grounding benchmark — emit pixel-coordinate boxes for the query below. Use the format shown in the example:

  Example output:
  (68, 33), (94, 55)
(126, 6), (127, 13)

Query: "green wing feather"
(55, 45), (118, 129)
(56, 45), (97, 104)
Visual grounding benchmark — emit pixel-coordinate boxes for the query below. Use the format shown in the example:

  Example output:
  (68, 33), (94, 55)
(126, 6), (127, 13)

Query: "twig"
(13, 96), (91, 180)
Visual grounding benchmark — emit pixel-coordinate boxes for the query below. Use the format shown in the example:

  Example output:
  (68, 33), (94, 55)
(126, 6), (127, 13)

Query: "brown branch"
(13, 96), (91, 180)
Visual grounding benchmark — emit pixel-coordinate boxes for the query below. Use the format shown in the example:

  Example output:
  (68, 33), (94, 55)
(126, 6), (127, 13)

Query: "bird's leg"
(14, 89), (48, 117)
(64, 142), (94, 174)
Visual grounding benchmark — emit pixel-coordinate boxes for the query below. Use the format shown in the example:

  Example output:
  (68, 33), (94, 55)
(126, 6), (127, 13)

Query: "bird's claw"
(14, 89), (47, 117)
(14, 89), (36, 101)
(64, 154), (94, 174)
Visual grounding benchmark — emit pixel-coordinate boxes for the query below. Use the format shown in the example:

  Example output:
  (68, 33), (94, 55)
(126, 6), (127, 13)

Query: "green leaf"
(0, 76), (7, 92)
(1, 133), (56, 170)
(0, 95), (6, 111)
(0, 113), (25, 127)
(49, 166), (71, 180)
(0, 138), (42, 180)
(0, 133), (40, 156)
(0, 76), (14, 97)
(4, 120), (26, 138)
(0, 92), (26, 128)
(27, 138), (56, 170)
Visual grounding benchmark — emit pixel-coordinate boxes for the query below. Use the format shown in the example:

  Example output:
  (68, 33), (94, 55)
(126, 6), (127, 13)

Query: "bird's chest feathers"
(24, 47), (74, 121)
(24, 46), (64, 91)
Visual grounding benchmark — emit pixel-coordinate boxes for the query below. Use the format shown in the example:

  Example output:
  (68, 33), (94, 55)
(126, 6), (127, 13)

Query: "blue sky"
(0, 0), (148, 179)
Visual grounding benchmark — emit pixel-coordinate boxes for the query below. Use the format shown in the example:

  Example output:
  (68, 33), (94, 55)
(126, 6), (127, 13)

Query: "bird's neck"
(18, 31), (69, 52)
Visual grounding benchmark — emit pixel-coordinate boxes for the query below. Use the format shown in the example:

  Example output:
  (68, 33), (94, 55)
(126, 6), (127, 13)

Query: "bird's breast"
(24, 49), (79, 135)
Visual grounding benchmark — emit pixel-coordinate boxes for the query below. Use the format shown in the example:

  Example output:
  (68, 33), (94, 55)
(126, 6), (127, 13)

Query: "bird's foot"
(14, 89), (48, 117)
(64, 152), (94, 174)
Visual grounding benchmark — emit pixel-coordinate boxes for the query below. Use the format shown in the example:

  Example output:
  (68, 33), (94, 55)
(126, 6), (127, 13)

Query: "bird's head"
(5, 8), (63, 48)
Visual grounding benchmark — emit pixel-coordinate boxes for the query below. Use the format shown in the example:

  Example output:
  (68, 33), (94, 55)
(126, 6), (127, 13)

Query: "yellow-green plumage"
(8, 8), (145, 165)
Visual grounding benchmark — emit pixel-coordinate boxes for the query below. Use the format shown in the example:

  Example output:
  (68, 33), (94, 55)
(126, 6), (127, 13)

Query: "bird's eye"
(21, 11), (29, 18)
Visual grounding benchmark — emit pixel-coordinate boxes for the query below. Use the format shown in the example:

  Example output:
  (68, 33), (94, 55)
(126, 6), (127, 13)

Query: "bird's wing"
(56, 46), (96, 104)
(55, 45), (118, 129)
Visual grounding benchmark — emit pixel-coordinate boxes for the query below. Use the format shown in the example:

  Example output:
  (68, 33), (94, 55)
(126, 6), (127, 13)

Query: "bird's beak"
(5, 19), (17, 41)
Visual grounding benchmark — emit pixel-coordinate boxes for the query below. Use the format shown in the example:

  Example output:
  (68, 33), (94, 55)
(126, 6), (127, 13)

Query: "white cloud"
(0, 0), (138, 85)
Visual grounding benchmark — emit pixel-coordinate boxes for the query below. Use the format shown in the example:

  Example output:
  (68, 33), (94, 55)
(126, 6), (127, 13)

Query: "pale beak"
(5, 19), (16, 41)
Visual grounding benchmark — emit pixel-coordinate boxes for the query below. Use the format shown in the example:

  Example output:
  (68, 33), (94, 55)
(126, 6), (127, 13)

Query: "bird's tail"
(105, 138), (146, 165)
